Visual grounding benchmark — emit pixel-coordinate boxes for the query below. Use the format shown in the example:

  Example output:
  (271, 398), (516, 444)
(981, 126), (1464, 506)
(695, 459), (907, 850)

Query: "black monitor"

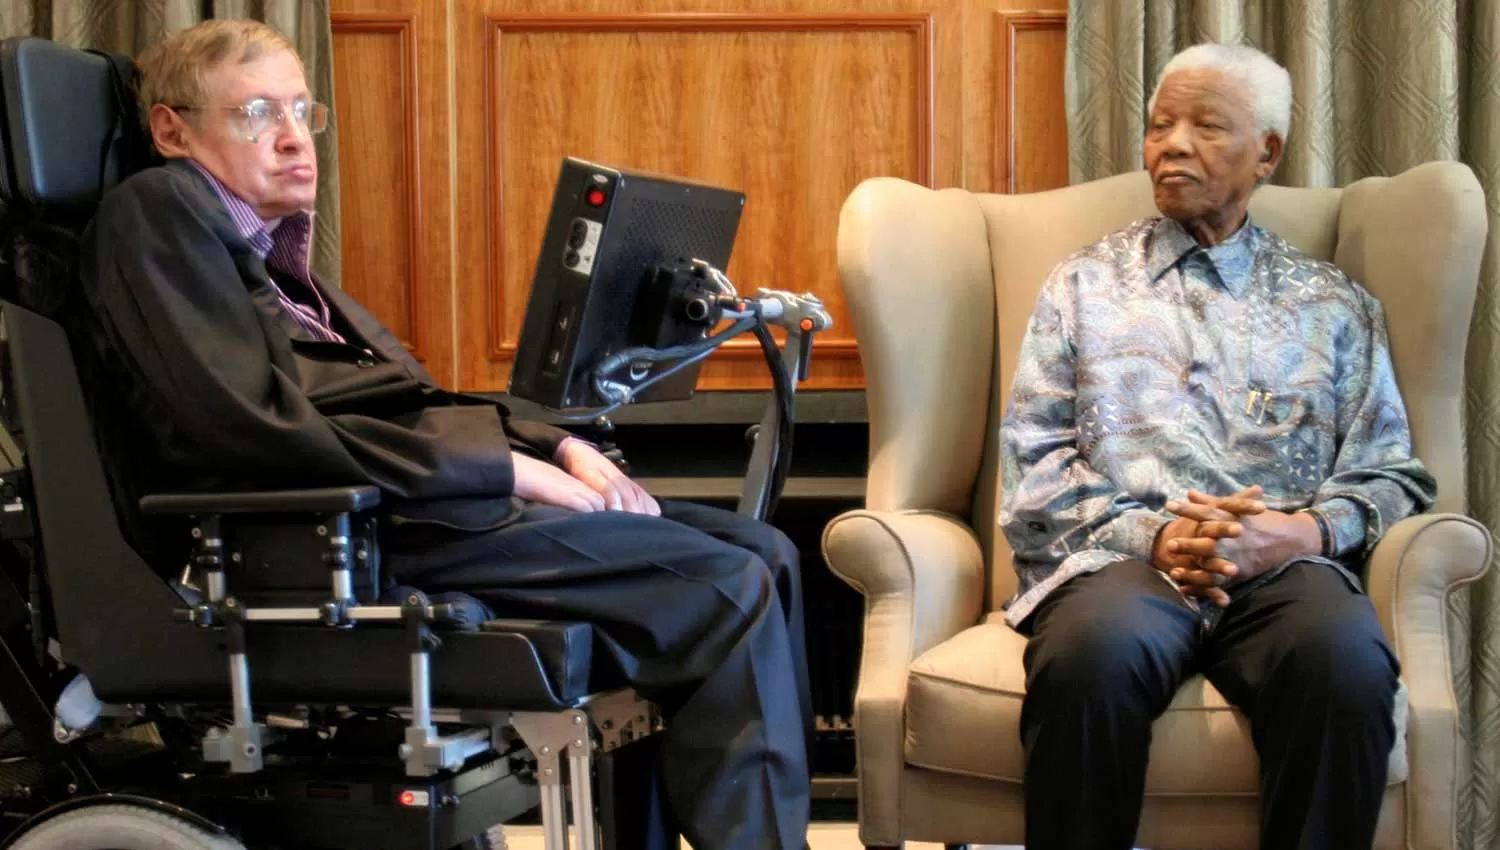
(508, 157), (746, 411)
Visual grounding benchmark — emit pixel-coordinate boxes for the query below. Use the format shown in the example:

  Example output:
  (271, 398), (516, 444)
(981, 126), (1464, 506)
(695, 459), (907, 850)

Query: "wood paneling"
(456, 6), (957, 393)
(996, 10), (1068, 193)
(331, 14), (422, 356)
(962, 0), (1067, 191)
(330, 0), (454, 385)
(332, 0), (1069, 393)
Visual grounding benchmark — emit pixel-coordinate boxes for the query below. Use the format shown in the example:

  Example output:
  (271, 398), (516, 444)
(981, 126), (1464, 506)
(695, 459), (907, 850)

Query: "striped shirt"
(188, 161), (345, 344)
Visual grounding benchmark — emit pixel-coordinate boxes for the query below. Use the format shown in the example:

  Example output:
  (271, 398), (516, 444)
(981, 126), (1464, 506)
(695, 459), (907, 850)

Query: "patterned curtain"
(0, 0), (342, 287)
(1065, 2), (1500, 848)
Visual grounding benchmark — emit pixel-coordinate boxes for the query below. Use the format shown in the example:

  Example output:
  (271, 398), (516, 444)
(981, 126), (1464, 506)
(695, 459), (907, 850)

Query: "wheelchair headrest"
(0, 36), (157, 218)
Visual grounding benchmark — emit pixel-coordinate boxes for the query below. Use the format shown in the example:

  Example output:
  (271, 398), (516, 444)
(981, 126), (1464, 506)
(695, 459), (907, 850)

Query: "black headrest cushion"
(0, 37), (155, 214)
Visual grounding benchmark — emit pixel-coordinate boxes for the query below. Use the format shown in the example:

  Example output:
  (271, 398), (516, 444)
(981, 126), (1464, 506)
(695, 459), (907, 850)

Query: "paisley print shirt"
(999, 215), (1437, 628)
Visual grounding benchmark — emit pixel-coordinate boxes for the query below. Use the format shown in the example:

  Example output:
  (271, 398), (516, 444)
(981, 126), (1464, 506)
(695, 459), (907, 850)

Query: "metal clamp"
(200, 596), (274, 774)
(319, 512), (354, 626)
(398, 591), (490, 777)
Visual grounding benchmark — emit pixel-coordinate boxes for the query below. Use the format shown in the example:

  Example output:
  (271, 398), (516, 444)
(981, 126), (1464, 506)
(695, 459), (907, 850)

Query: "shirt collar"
(1145, 214), (1262, 299)
(188, 159), (313, 261)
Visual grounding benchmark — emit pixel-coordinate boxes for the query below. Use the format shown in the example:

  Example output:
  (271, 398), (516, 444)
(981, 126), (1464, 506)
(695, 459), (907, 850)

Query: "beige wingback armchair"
(823, 162), (1492, 850)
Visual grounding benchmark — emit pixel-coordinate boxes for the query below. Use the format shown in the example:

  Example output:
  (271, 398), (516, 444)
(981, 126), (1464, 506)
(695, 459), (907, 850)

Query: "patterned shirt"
(188, 161), (344, 344)
(999, 215), (1437, 628)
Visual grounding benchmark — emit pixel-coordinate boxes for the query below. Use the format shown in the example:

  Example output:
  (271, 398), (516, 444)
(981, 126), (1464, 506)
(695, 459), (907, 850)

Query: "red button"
(585, 188), (606, 207)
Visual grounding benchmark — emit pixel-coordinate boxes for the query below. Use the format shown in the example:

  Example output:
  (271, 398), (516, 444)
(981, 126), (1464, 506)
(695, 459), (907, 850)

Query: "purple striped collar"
(187, 160), (344, 344)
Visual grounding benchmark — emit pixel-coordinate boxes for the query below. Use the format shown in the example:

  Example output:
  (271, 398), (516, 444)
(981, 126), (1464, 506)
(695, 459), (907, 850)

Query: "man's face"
(153, 48), (318, 220)
(1143, 68), (1280, 235)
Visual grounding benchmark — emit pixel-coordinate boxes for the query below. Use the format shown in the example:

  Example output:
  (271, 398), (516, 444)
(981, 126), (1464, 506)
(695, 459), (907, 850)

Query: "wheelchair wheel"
(8, 804), (244, 850)
(455, 825), (508, 850)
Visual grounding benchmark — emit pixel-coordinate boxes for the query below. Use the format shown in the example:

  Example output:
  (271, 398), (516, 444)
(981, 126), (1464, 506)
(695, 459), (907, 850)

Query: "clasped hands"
(1151, 485), (1321, 607)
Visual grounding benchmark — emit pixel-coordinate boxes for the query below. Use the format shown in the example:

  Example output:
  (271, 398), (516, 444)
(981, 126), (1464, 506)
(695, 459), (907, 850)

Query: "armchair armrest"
(821, 508), (984, 845)
(140, 486), (381, 516)
(1364, 512), (1492, 850)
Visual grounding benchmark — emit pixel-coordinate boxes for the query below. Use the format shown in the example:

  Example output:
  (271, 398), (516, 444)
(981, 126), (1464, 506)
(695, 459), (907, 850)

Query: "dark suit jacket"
(74, 159), (572, 543)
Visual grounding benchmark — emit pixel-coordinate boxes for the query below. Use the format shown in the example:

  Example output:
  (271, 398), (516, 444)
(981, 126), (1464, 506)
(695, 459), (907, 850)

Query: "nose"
(1161, 120), (1194, 157)
(274, 115), (313, 152)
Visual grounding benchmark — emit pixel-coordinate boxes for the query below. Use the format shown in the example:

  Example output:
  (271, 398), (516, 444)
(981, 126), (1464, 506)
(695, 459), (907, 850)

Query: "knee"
(766, 527), (801, 591)
(753, 524), (799, 579)
(714, 551), (780, 620)
(1276, 612), (1398, 717)
(1025, 612), (1178, 709)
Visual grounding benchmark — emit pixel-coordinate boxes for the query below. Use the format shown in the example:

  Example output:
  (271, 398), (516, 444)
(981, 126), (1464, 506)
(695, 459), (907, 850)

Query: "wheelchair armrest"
(140, 486), (381, 515)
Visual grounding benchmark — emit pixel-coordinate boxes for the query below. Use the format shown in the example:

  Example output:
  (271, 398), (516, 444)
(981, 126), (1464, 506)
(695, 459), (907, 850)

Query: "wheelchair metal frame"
(167, 495), (661, 850)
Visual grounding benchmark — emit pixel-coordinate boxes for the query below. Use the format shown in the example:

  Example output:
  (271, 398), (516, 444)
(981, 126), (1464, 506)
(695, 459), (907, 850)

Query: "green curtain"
(0, 0), (342, 286)
(1065, 2), (1500, 848)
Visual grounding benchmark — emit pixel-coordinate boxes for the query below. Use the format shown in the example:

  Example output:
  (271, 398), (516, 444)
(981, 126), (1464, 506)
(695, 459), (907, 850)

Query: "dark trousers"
(1019, 559), (1398, 850)
(383, 499), (812, 850)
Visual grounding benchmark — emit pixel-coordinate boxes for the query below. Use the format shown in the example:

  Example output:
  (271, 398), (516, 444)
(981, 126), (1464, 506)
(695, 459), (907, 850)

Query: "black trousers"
(383, 499), (812, 850)
(1019, 559), (1399, 850)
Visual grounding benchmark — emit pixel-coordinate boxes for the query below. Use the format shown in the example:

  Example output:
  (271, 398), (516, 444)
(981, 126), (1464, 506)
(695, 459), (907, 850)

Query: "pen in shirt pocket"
(1245, 386), (1304, 426)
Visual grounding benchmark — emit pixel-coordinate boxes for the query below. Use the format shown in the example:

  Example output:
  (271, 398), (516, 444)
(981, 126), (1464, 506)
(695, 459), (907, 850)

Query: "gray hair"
(1148, 43), (1292, 142)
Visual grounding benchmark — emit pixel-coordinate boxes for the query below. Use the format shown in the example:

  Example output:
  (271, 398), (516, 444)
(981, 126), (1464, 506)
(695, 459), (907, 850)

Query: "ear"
(147, 103), (194, 159)
(1255, 132), (1284, 180)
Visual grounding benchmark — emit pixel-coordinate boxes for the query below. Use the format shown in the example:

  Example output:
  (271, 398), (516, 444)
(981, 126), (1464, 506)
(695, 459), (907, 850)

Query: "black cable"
(751, 323), (795, 520)
(546, 313), (759, 422)
(548, 296), (799, 519)
(592, 312), (757, 381)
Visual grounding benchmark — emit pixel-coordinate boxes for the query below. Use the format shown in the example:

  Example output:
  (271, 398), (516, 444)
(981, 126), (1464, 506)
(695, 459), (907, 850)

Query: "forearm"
(1002, 460), (1167, 564)
(1318, 293), (1438, 556)
(1277, 510), (1325, 563)
(1312, 464), (1436, 557)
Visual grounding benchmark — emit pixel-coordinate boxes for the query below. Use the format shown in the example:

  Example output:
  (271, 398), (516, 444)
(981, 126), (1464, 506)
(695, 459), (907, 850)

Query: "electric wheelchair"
(0, 36), (675, 850)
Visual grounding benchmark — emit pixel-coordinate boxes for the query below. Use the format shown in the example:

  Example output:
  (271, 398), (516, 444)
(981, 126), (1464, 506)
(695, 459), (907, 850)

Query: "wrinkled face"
(1143, 68), (1279, 230)
(150, 48), (318, 220)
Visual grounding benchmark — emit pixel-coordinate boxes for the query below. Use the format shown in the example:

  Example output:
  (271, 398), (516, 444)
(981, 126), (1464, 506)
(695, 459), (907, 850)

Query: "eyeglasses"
(170, 97), (329, 142)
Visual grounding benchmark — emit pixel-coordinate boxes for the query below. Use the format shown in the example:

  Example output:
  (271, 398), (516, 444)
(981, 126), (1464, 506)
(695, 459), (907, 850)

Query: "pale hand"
(511, 452), (608, 513)
(557, 439), (661, 516)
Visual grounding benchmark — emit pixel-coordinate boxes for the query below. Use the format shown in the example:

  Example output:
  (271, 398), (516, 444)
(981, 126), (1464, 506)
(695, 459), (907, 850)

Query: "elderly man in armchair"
(999, 43), (1436, 850)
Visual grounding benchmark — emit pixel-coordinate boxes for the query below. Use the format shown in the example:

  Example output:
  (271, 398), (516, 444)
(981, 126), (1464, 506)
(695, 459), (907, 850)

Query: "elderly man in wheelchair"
(0, 19), (814, 850)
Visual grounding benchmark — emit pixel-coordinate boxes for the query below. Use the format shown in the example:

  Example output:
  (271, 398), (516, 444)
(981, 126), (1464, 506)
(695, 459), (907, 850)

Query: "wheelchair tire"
(8, 804), (244, 850)
(456, 824), (508, 850)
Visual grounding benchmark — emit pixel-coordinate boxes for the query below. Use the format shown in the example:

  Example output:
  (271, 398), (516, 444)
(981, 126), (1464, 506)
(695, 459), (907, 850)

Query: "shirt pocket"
(1243, 383), (1336, 490)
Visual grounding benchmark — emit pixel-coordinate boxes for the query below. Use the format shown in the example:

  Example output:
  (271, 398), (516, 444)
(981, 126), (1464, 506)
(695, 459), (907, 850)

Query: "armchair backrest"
(839, 162), (1486, 610)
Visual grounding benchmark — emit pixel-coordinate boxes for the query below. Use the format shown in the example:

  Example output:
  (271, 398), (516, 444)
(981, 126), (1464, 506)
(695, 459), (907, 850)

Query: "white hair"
(1148, 43), (1292, 141)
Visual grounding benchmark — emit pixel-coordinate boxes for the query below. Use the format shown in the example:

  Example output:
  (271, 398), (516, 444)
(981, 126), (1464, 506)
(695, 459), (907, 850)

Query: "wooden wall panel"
(331, 0), (1070, 394)
(456, 6), (960, 393)
(330, 0), (454, 385)
(473, 15), (930, 391)
(996, 9), (1069, 193)
(331, 15), (421, 355)
(962, 0), (1067, 191)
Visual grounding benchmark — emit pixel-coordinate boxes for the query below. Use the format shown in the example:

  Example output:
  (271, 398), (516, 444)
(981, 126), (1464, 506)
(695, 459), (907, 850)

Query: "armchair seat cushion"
(903, 619), (1408, 794)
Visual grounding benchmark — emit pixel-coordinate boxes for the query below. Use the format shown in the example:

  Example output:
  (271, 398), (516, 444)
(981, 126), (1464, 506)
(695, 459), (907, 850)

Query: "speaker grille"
(597, 195), (739, 348)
